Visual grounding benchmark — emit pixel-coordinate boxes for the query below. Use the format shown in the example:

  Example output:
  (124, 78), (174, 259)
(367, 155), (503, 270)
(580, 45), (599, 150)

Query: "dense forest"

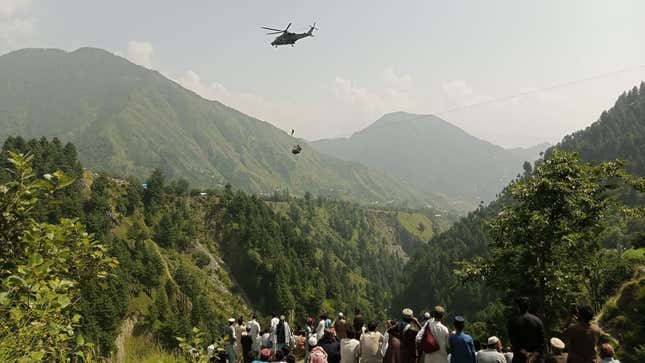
(395, 83), (645, 361)
(0, 137), (445, 361)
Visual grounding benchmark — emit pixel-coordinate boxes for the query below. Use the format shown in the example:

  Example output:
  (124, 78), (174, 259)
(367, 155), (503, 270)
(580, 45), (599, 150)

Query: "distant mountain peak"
(0, 46), (439, 208)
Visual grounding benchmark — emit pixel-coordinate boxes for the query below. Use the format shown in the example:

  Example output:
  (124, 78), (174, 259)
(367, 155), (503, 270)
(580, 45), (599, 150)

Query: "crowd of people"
(209, 298), (620, 363)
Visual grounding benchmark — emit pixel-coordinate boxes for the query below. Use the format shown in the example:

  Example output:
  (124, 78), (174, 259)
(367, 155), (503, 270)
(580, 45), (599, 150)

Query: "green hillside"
(311, 112), (546, 208)
(0, 47), (440, 207)
(0, 137), (452, 361)
(394, 83), (645, 347)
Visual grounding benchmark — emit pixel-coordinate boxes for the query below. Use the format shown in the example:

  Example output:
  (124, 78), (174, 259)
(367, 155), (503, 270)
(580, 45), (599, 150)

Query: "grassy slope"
(599, 256), (645, 363)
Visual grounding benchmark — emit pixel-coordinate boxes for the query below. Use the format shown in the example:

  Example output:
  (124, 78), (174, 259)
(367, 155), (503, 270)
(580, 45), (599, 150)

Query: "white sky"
(2, 0), (645, 147)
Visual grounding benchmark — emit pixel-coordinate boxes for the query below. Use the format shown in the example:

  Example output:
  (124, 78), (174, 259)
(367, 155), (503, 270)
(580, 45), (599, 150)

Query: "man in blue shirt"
(448, 316), (476, 363)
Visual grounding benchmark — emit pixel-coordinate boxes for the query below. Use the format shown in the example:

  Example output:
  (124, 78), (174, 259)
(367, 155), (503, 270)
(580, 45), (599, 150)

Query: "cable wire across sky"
(434, 64), (645, 116)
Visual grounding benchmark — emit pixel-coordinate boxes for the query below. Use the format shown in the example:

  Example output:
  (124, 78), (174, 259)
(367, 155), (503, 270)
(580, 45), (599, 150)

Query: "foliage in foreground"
(0, 153), (117, 362)
(458, 150), (645, 333)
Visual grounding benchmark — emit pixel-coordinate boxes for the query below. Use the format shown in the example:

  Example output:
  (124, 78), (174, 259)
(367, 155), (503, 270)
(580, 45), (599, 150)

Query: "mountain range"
(312, 112), (547, 206)
(0, 47), (442, 207)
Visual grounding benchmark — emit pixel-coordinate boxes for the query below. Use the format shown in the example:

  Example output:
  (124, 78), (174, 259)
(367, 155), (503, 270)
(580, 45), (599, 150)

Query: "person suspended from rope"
(290, 129), (301, 155)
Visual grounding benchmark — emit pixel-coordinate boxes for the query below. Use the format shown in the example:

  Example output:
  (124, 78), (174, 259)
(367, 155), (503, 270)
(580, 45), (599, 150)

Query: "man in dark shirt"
(507, 297), (545, 363)
(353, 308), (364, 340)
(319, 329), (341, 363)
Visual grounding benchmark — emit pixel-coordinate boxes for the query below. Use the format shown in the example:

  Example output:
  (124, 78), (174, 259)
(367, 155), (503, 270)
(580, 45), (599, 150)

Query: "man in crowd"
(544, 337), (567, 363)
(248, 314), (262, 353)
(599, 343), (620, 363)
(447, 316), (476, 363)
(563, 305), (603, 363)
(241, 326), (254, 363)
(317, 314), (329, 340)
(475, 336), (505, 363)
(353, 308), (365, 340)
(507, 297), (545, 363)
(340, 328), (360, 363)
(319, 329), (341, 363)
(399, 308), (421, 363)
(358, 321), (384, 363)
(236, 316), (246, 363)
(225, 318), (238, 363)
(274, 315), (293, 352)
(334, 312), (348, 339)
(416, 306), (449, 363)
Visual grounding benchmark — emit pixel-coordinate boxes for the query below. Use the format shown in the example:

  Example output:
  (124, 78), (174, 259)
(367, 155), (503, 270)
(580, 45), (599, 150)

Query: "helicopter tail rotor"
(307, 22), (318, 36)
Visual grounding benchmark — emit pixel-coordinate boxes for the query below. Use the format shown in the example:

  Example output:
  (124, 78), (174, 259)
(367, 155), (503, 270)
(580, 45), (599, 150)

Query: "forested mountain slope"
(0, 47), (440, 207)
(394, 83), (645, 351)
(553, 83), (645, 175)
(0, 137), (447, 360)
(312, 112), (546, 207)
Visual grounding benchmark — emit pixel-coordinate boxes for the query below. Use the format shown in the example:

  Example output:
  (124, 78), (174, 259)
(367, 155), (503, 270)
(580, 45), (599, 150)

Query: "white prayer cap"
(487, 336), (500, 346)
(308, 336), (318, 346)
(550, 337), (565, 349)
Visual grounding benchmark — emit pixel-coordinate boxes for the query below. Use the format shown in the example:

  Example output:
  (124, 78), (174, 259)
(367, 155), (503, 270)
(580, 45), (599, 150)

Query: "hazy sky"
(2, 0), (645, 148)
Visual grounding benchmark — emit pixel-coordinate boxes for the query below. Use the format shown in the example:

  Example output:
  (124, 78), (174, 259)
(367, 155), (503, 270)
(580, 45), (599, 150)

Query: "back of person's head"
(600, 343), (615, 358)
(346, 328), (356, 339)
(354, 307), (361, 315)
(453, 316), (465, 331)
(321, 313), (328, 320)
(238, 316), (244, 325)
(431, 305), (445, 320)
(275, 350), (285, 362)
(367, 321), (378, 332)
(286, 354), (296, 363)
(246, 326), (252, 332)
(323, 328), (334, 339)
(248, 351), (258, 362)
(577, 305), (594, 323)
(516, 297), (530, 313)
(252, 313), (258, 320)
(487, 336), (500, 349)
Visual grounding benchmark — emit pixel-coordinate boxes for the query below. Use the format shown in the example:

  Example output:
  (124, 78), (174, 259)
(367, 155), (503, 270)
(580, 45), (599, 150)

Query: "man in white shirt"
(316, 313), (328, 340)
(269, 314), (280, 351)
(247, 314), (262, 353)
(475, 336), (506, 363)
(340, 328), (360, 363)
(225, 318), (238, 363)
(415, 306), (449, 363)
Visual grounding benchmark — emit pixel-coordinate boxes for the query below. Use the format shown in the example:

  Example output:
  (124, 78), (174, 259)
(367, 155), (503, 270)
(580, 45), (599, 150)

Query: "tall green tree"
(0, 152), (117, 361)
(458, 150), (644, 331)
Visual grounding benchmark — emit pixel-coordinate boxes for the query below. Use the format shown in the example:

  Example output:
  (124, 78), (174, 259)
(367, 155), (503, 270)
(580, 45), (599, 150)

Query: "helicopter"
(261, 22), (318, 47)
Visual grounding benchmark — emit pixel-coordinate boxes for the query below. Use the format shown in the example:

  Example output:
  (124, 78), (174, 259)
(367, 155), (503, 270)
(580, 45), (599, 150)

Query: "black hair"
(347, 328), (356, 339)
(516, 296), (530, 313)
(286, 354), (296, 363)
(577, 305), (594, 323)
(454, 319), (465, 330)
(367, 321), (378, 332)
(275, 350), (285, 361)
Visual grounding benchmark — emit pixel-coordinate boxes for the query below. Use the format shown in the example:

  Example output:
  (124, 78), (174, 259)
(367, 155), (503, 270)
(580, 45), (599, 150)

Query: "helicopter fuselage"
(271, 32), (311, 47)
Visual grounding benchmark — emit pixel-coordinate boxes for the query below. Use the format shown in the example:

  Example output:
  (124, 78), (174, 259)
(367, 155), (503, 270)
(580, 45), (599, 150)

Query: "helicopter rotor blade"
(266, 31), (283, 35)
(261, 26), (284, 32)
(284, 22), (291, 32)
